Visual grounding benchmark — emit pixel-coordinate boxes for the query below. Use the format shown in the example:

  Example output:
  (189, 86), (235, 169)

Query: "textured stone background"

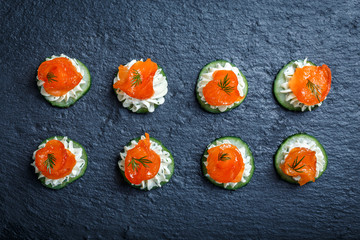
(1, 0), (360, 239)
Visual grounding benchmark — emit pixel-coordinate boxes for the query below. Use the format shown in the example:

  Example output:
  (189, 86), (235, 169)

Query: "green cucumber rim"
(273, 59), (317, 112)
(119, 136), (174, 191)
(38, 58), (91, 108)
(196, 59), (248, 114)
(113, 64), (166, 114)
(201, 136), (255, 190)
(274, 133), (328, 185)
(34, 136), (88, 190)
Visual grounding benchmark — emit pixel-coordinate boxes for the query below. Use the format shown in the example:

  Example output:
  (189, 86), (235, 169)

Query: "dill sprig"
(218, 152), (231, 161)
(288, 155), (305, 173)
(43, 153), (56, 173)
(128, 156), (152, 172)
(46, 72), (58, 83)
(306, 79), (322, 103)
(131, 69), (142, 87)
(217, 74), (234, 95)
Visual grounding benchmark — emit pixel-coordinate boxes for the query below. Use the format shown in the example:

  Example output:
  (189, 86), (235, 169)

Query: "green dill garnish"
(46, 72), (58, 83)
(128, 156), (152, 172)
(287, 155), (305, 173)
(218, 152), (231, 161)
(217, 74), (234, 95)
(306, 79), (322, 103)
(131, 69), (142, 87)
(43, 153), (56, 173)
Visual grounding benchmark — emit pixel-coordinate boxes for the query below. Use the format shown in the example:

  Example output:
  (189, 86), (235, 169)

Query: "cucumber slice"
(196, 60), (248, 113)
(113, 65), (167, 114)
(273, 59), (316, 111)
(118, 136), (174, 190)
(202, 136), (255, 190)
(274, 133), (328, 185)
(33, 136), (88, 190)
(38, 58), (91, 108)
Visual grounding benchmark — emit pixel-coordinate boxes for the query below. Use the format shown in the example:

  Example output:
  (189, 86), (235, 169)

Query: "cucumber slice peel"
(119, 136), (174, 190)
(34, 136), (88, 190)
(38, 59), (91, 108)
(196, 60), (248, 113)
(273, 59), (316, 111)
(274, 133), (328, 185)
(202, 136), (255, 190)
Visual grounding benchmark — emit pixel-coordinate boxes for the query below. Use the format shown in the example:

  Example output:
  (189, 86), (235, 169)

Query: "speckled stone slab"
(1, 0), (360, 239)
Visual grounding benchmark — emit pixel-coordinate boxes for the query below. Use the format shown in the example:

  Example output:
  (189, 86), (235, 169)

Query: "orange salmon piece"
(206, 144), (245, 183)
(280, 147), (317, 186)
(113, 59), (157, 100)
(37, 57), (82, 96)
(289, 65), (331, 106)
(203, 70), (242, 106)
(125, 133), (161, 185)
(35, 139), (76, 179)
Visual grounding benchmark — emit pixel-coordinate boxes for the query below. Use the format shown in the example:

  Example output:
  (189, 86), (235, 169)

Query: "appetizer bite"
(31, 136), (88, 189)
(113, 59), (168, 113)
(274, 133), (327, 186)
(202, 136), (254, 190)
(37, 54), (91, 107)
(274, 59), (331, 111)
(196, 60), (248, 113)
(118, 133), (174, 190)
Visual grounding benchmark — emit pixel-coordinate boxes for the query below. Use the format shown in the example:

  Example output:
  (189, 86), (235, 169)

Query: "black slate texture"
(1, 0), (360, 239)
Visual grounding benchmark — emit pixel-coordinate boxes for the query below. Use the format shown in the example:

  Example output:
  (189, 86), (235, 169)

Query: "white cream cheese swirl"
(197, 62), (246, 112)
(118, 135), (173, 190)
(37, 54), (86, 102)
(113, 59), (168, 113)
(203, 139), (252, 188)
(31, 137), (86, 187)
(279, 137), (326, 182)
(280, 59), (322, 111)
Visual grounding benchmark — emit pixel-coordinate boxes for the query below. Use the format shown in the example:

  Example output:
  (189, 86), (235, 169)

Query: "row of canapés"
(32, 132), (327, 190)
(36, 54), (332, 112)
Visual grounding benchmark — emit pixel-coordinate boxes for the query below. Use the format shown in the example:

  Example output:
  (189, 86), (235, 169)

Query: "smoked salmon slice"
(37, 57), (82, 96)
(124, 133), (161, 185)
(280, 147), (317, 186)
(289, 65), (331, 106)
(113, 59), (157, 100)
(203, 70), (242, 106)
(35, 139), (76, 179)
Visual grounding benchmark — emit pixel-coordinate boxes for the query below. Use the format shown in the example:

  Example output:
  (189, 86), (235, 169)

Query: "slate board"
(1, 0), (360, 239)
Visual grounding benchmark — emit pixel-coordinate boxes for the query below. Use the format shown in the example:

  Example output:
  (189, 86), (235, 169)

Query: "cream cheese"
(203, 139), (252, 188)
(118, 135), (173, 190)
(113, 59), (168, 113)
(197, 62), (246, 112)
(279, 137), (326, 182)
(31, 137), (86, 187)
(37, 54), (86, 103)
(280, 59), (322, 111)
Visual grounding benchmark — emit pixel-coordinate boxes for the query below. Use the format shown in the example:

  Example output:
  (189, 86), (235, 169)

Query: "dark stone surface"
(1, 0), (360, 239)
